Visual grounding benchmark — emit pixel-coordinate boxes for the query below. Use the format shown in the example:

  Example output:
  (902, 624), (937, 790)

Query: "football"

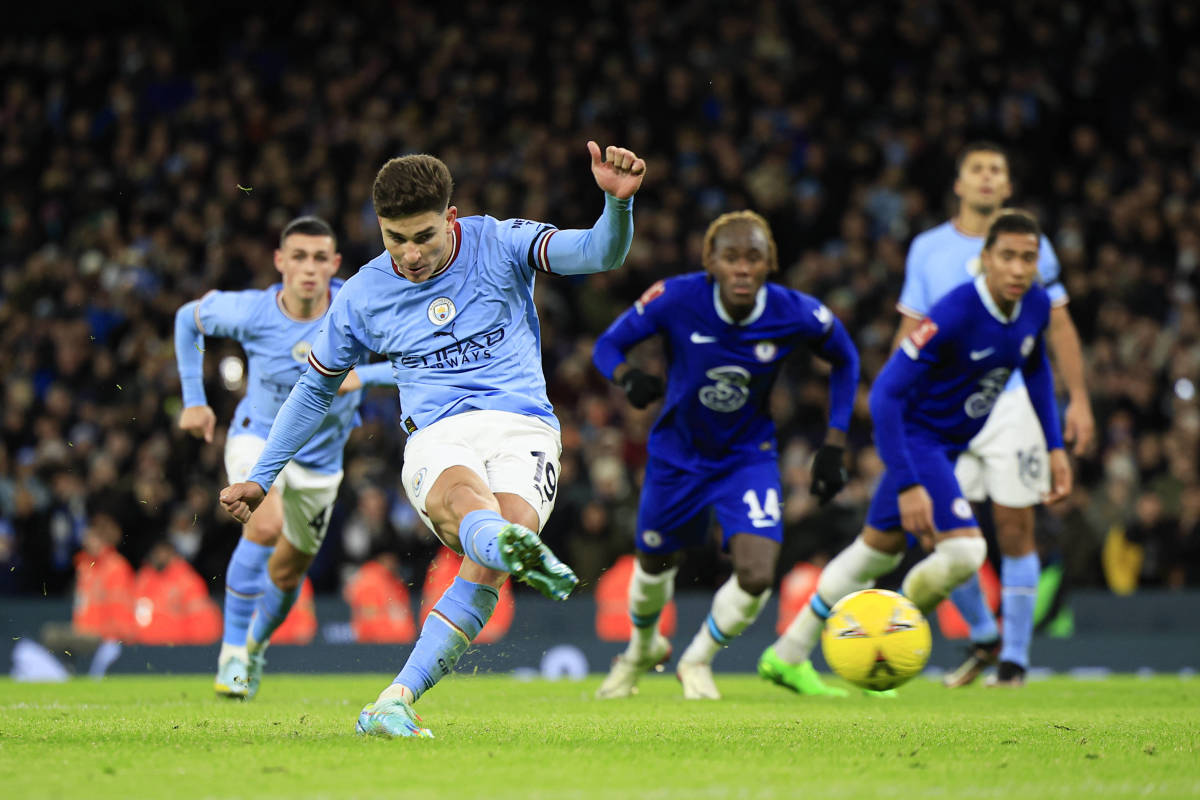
(820, 589), (932, 691)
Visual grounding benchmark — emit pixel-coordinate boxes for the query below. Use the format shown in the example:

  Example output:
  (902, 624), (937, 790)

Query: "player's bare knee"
(243, 519), (281, 547)
(636, 551), (678, 575)
(992, 504), (1035, 556)
(734, 565), (772, 597)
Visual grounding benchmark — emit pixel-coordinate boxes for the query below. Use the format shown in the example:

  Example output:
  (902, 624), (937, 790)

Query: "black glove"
(810, 444), (847, 505)
(619, 367), (665, 409)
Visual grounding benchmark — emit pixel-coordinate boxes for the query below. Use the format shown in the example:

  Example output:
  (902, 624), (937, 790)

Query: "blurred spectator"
(71, 513), (135, 640)
(343, 552), (416, 643)
(132, 539), (221, 644)
(2, 0), (1199, 600)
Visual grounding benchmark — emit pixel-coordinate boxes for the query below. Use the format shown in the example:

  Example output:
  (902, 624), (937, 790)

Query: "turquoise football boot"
(355, 699), (435, 739)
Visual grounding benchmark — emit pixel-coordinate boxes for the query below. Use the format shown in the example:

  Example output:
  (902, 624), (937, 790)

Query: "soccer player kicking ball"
(894, 142), (1093, 687)
(592, 211), (860, 700)
(760, 210), (1072, 696)
(220, 141), (646, 738)
(174, 216), (393, 700)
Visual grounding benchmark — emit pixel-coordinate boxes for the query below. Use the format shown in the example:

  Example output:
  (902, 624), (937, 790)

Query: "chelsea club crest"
(754, 341), (778, 362)
(427, 296), (456, 326)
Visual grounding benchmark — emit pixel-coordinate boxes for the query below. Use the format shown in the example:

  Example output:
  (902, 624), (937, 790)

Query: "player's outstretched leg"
(761, 537), (902, 697)
(597, 562), (676, 699)
(676, 577), (770, 700)
(986, 552), (1039, 687)
(215, 538), (272, 698)
(358, 576), (498, 738)
(459, 509), (578, 601)
(943, 573), (1001, 687)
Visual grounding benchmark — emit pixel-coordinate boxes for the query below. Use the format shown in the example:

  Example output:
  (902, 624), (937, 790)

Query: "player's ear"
(273, 248), (285, 275)
(445, 206), (458, 226)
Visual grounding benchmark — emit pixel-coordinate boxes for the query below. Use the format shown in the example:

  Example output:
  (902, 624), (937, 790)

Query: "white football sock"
(901, 536), (987, 615)
(679, 576), (771, 665)
(772, 536), (903, 664)
(218, 642), (248, 666)
(378, 683), (416, 705)
(626, 561), (678, 659)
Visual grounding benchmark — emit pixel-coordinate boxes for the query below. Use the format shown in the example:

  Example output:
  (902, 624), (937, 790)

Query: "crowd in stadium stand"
(2, 1), (1199, 603)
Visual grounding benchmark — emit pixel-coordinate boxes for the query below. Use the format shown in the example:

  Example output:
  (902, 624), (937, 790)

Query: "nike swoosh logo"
(970, 348), (995, 360)
(690, 332), (718, 344)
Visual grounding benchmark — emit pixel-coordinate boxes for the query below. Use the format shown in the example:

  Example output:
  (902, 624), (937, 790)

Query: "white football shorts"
(401, 410), (562, 548)
(224, 434), (342, 555)
(955, 384), (1050, 508)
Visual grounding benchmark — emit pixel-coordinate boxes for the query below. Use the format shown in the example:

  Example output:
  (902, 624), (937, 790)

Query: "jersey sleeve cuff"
(896, 303), (925, 320)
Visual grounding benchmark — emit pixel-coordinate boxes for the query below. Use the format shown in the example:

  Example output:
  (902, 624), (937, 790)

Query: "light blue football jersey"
(305, 216), (562, 432)
(193, 280), (365, 473)
(898, 220), (1065, 392)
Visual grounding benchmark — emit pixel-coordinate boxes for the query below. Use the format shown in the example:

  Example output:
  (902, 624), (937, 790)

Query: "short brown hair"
(701, 210), (779, 273)
(372, 155), (454, 219)
(984, 209), (1041, 249)
(955, 140), (1008, 173)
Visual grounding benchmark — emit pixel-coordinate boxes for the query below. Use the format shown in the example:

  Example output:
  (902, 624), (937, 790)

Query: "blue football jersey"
(305, 216), (563, 431)
(593, 272), (858, 469)
(194, 280), (364, 473)
(898, 220), (1065, 392)
(871, 276), (1060, 488)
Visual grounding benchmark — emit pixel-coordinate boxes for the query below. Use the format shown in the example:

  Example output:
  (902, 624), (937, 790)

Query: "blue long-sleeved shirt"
(246, 195), (634, 491)
(594, 273), (860, 469)
(870, 276), (1063, 488)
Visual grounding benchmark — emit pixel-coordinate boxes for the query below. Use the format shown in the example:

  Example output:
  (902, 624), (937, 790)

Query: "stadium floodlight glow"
(1175, 378), (1195, 402)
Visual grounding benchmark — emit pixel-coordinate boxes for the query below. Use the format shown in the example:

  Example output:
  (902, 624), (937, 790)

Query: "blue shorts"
(866, 442), (979, 535)
(635, 457), (783, 554)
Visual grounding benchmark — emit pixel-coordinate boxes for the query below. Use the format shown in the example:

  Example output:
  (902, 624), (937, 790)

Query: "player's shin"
(772, 537), (903, 664)
(998, 552), (1039, 668)
(220, 538), (271, 663)
(680, 576), (770, 665)
(247, 579), (300, 653)
(384, 577), (499, 704)
(627, 561), (678, 659)
(901, 536), (987, 616)
(948, 573), (1000, 644)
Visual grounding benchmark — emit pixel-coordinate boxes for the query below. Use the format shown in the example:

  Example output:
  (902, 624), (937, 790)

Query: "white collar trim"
(974, 275), (1020, 323)
(713, 283), (767, 326)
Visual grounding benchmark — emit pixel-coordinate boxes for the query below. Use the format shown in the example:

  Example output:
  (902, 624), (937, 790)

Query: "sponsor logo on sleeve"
(910, 317), (938, 348)
(634, 280), (666, 315)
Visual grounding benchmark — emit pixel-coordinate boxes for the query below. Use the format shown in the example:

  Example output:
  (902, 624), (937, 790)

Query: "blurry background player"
(893, 143), (1094, 687)
(174, 216), (392, 699)
(762, 211), (1072, 695)
(591, 210), (859, 700)
(219, 141), (646, 738)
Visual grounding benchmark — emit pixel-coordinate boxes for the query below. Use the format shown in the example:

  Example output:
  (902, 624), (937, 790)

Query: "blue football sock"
(949, 572), (999, 644)
(394, 577), (499, 702)
(999, 553), (1040, 668)
(249, 578), (299, 650)
(458, 509), (517, 571)
(223, 538), (272, 646)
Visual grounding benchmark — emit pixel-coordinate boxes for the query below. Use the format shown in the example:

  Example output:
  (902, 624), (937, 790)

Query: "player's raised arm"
(528, 142), (645, 276)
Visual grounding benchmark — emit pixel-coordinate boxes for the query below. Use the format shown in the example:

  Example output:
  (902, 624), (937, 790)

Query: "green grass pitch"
(1, 673), (1197, 799)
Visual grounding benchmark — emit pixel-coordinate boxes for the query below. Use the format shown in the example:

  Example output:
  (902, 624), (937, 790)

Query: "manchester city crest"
(411, 467), (428, 497)
(290, 341), (312, 362)
(427, 296), (456, 326)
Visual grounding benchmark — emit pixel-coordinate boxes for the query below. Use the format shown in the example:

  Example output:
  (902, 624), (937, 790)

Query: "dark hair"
(955, 140), (1009, 173)
(984, 209), (1041, 249)
(372, 155), (454, 219)
(280, 215), (336, 248)
(701, 210), (779, 273)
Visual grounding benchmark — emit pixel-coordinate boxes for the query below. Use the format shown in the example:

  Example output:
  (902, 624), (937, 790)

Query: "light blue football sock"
(223, 538), (272, 646)
(949, 572), (999, 644)
(458, 509), (516, 571)
(394, 577), (499, 701)
(998, 553), (1040, 668)
(248, 578), (299, 650)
